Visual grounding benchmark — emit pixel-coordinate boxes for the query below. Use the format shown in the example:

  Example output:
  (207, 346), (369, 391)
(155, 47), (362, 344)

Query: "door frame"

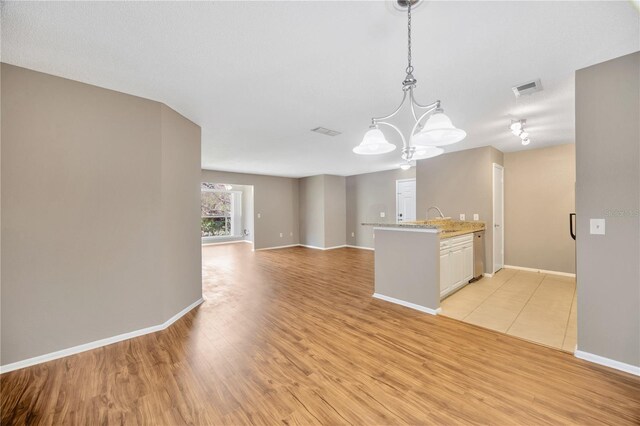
(492, 163), (504, 273)
(396, 178), (416, 223)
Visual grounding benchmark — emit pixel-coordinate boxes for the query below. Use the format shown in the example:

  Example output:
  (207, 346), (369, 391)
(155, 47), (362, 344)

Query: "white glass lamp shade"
(399, 162), (412, 171)
(353, 128), (396, 155)
(521, 138), (531, 146)
(412, 112), (467, 147)
(413, 146), (444, 160)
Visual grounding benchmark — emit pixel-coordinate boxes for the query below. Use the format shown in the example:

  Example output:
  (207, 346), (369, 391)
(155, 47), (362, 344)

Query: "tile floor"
(440, 268), (577, 352)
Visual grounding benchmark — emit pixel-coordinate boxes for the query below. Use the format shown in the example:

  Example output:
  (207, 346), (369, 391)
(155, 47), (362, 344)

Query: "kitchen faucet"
(427, 206), (445, 219)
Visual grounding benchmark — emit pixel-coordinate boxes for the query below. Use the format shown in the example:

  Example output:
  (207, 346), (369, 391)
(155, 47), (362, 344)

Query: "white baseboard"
(0, 297), (205, 374)
(346, 245), (375, 251)
(504, 264), (575, 278)
(372, 293), (440, 315)
(202, 239), (251, 246)
(575, 350), (640, 376)
(299, 244), (347, 251)
(255, 244), (300, 251)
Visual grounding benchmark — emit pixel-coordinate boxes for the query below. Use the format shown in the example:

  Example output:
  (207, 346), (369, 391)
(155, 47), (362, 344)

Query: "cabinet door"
(450, 248), (464, 289)
(440, 251), (450, 295)
(462, 244), (474, 282)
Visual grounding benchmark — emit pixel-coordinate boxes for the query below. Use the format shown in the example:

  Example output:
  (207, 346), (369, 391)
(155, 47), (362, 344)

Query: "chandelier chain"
(406, 2), (413, 75)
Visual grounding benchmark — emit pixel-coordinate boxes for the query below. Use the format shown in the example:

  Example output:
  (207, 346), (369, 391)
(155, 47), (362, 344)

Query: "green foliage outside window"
(201, 183), (232, 237)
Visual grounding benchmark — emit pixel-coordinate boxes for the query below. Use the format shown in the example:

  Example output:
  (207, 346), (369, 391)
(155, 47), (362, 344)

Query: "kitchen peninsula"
(363, 220), (485, 315)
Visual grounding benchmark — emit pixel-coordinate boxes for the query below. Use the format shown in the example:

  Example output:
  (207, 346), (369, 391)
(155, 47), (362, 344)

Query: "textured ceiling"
(2, 1), (639, 177)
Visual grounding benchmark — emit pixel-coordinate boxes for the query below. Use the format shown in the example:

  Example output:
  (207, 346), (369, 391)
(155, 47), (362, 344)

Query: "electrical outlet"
(290, 231), (293, 237)
(351, 232), (355, 237)
(380, 212), (385, 218)
(279, 232), (283, 238)
(459, 213), (466, 220)
(590, 218), (605, 235)
(257, 213), (261, 219)
(473, 213), (479, 221)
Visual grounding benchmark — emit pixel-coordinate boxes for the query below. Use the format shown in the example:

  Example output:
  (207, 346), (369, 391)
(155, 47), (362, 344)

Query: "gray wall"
(299, 174), (346, 249)
(200, 170), (299, 250)
(323, 175), (346, 248)
(416, 146), (503, 274)
(575, 52), (640, 367)
(159, 104), (203, 320)
(1, 64), (202, 365)
(504, 144), (576, 274)
(374, 229), (440, 311)
(346, 168), (416, 248)
(299, 175), (325, 247)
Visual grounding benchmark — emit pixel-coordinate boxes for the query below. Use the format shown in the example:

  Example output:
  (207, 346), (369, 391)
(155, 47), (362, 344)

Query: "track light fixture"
(510, 119), (531, 146)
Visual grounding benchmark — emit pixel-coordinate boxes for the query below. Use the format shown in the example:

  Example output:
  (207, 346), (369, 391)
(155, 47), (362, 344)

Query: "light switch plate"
(459, 214), (466, 220)
(590, 218), (605, 235)
(473, 214), (479, 221)
(257, 213), (261, 219)
(380, 212), (386, 218)
(351, 232), (355, 237)
(279, 232), (283, 238)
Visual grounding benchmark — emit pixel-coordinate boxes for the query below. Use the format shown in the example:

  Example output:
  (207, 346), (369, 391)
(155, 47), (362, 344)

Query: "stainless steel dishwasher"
(470, 230), (485, 282)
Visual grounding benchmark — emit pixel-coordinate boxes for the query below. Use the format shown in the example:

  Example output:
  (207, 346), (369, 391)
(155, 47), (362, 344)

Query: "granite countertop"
(362, 222), (439, 230)
(362, 219), (485, 239)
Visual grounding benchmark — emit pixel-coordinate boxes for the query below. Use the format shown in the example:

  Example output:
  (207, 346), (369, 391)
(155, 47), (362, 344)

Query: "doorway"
(492, 163), (504, 273)
(396, 178), (416, 223)
(200, 182), (254, 247)
(441, 151), (577, 353)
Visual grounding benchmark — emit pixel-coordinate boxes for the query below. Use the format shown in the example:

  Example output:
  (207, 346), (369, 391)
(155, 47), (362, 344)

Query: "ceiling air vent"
(311, 127), (341, 137)
(512, 79), (543, 97)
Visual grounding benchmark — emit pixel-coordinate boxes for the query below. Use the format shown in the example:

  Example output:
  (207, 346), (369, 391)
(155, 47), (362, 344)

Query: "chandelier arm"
(411, 97), (441, 110)
(409, 89), (419, 122)
(371, 90), (408, 123)
(410, 105), (440, 139)
(376, 120), (408, 149)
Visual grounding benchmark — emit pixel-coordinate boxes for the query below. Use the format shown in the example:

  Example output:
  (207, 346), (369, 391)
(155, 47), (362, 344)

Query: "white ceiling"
(2, 1), (639, 177)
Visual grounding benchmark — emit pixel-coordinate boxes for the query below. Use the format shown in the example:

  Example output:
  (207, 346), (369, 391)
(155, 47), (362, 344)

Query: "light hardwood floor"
(440, 268), (577, 351)
(1, 244), (639, 424)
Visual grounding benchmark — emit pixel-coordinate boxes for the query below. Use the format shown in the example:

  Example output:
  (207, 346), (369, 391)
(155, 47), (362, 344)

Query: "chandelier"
(353, 0), (466, 170)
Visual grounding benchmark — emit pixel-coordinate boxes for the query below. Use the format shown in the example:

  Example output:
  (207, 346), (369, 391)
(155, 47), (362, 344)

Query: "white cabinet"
(440, 251), (450, 294)
(440, 234), (474, 298)
(462, 244), (474, 283)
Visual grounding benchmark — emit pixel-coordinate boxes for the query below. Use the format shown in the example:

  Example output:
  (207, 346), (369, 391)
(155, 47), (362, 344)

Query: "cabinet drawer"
(450, 234), (473, 245)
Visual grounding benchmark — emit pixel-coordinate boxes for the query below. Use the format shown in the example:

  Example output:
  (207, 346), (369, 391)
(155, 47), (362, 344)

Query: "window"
(201, 183), (234, 238)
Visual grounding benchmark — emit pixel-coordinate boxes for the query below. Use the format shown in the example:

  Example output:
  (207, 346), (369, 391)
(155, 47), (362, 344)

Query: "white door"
(396, 179), (416, 223)
(493, 163), (504, 273)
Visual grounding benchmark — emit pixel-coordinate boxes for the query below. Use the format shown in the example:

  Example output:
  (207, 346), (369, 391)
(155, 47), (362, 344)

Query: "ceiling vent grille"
(512, 79), (543, 97)
(311, 127), (341, 137)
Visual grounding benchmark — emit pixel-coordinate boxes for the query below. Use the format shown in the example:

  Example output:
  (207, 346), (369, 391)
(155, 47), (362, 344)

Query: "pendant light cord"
(406, 2), (413, 75)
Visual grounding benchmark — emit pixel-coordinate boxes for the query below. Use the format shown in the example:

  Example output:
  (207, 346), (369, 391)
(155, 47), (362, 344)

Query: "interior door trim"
(492, 163), (504, 274)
